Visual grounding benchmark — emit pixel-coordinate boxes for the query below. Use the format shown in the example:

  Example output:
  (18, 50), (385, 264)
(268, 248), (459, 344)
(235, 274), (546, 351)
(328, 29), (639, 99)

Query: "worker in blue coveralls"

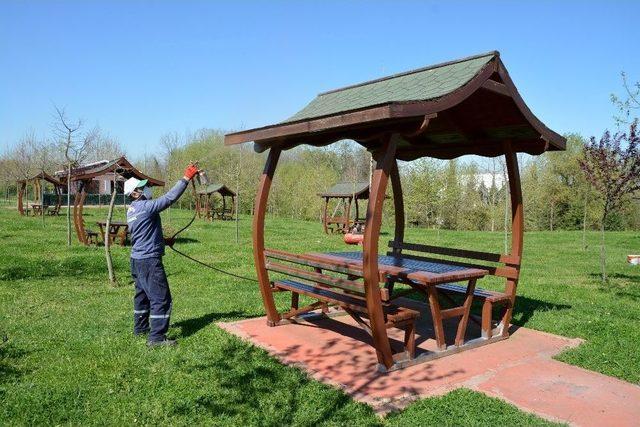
(123, 163), (199, 347)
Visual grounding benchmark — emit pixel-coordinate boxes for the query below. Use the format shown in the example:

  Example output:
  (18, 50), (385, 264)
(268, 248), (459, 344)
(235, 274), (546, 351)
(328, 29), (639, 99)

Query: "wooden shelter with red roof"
(224, 51), (565, 371)
(65, 156), (164, 245)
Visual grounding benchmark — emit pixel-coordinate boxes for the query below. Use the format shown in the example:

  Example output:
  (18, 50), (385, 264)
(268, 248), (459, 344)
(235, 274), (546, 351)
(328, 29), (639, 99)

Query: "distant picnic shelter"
(196, 183), (236, 220)
(318, 182), (369, 234)
(224, 51), (566, 371)
(17, 172), (64, 216)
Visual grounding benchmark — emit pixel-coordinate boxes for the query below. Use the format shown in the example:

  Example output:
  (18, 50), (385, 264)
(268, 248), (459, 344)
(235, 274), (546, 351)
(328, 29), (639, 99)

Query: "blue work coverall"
(127, 179), (188, 342)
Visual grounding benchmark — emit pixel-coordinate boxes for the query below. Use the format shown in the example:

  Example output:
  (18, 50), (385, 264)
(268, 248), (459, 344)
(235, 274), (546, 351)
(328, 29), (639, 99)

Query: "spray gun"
(190, 161), (210, 186)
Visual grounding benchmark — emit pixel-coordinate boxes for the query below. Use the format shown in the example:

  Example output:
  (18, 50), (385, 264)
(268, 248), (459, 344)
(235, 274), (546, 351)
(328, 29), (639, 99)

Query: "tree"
(579, 120), (640, 282)
(52, 106), (97, 246)
(611, 72), (639, 125)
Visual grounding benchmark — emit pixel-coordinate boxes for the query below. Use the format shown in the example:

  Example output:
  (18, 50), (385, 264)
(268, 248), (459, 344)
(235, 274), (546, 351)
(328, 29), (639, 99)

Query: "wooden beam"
(481, 79), (511, 97)
(390, 159), (404, 256)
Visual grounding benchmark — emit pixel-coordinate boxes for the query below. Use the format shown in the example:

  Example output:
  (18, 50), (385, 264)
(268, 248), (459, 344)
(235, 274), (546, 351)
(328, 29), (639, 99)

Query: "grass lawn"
(1, 203), (638, 425)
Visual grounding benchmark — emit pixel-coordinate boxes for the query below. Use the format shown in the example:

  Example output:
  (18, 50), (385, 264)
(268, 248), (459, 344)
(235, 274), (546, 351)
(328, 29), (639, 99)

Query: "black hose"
(168, 245), (259, 283)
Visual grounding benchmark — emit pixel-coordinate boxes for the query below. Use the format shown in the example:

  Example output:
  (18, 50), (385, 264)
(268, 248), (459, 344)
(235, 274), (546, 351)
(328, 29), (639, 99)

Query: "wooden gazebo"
(318, 182), (369, 234)
(224, 51), (565, 371)
(17, 172), (64, 216)
(66, 156), (164, 245)
(195, 183), (236, 220)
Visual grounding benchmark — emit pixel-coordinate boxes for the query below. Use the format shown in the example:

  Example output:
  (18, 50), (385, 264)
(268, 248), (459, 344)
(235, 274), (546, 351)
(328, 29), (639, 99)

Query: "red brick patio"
(218, 302), (640, 426)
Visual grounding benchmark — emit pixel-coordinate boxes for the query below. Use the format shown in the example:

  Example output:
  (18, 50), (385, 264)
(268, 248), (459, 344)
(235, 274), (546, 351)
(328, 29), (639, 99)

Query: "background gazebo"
(17, 172), (63, 216)
(65, 156), (164, 245)
(196, 183), (236, 220)
(318, 182), (369, 234)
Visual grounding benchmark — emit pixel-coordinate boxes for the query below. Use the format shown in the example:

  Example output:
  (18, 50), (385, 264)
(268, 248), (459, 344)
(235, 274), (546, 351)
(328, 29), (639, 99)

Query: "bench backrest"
(387, 241), (521, 282)
(264, 249), (378, 299)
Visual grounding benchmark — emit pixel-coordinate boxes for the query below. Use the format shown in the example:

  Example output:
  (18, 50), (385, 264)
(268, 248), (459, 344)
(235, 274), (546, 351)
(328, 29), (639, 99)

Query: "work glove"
(184, 163), (199, 180)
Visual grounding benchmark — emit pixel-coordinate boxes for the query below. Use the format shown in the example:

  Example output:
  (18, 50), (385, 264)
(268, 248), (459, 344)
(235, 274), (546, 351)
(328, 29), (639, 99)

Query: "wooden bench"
(265, 249), (419, 358)
(326, 216), (349, 234)
(387, 241), (520, 339)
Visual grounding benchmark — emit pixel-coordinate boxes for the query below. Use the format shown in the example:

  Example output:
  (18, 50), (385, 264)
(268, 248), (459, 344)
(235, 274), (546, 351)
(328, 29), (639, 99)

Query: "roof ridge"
(319, 50), (499, 96)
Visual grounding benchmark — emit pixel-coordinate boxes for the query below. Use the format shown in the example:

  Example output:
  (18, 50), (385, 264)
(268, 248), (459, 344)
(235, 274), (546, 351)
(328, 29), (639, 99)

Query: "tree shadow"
(0, 341), (28, 397)
(173, 311), (248, 339)
(589, 272), (640, 284)
(170, 336), (378, 425)
(588, 272), (640, 301)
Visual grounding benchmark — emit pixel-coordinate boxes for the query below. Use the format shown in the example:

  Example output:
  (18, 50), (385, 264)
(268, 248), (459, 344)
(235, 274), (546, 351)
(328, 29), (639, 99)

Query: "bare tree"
(89, 131), (125, 162)
(579, 119), (640, 283)
(611, 72), (640, 125)
(52, 105), (97, 246)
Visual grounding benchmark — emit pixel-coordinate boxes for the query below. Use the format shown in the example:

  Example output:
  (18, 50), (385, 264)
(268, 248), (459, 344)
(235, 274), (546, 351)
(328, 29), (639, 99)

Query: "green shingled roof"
(284, 52), (496, 124)
(198, 183), (236, 196)
(319, 182), (370, 198)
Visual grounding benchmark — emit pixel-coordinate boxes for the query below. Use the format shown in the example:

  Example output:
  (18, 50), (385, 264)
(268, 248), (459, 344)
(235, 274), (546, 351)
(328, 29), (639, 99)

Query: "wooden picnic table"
(308, 251), (489, 350)
(30, 204), (49, 216)
(96, 221), (129, 246)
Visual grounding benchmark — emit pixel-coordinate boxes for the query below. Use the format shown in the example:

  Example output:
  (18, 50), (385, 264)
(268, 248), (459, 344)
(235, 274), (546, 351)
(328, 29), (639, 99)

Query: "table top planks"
(308, 251), (488, 286)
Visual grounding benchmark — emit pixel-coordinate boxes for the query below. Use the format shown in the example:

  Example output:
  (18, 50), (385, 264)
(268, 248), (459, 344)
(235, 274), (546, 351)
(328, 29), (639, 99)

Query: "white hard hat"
(124, 178), (148, 196)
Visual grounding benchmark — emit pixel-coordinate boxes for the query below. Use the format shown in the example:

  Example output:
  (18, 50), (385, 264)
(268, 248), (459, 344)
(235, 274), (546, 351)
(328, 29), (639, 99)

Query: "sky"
(1, 1), (639, 159)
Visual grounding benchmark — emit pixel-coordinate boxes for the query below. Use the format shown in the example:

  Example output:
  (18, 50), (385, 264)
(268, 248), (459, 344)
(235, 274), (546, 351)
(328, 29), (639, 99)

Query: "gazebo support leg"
(501, 144), (523, 337)
(363, 135), (398, 370)
(253, 148), (282, 326)
(322, 197), (329, 234)
(384, 160), (405, 298)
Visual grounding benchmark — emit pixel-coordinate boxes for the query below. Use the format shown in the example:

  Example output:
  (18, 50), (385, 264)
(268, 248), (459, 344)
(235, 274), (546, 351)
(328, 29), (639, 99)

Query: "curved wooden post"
(502, 143), (523, 337)
(17, 181), (26, 215)
(363, 135), (398, 369)
(253, 148), (282, 325)
(390, 160), (404, 255)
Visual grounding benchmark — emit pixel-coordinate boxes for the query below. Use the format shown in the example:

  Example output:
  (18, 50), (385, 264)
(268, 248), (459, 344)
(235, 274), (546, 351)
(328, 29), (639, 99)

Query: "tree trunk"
(236, 149), (241, 244)
(67, 163), (72, 246)
(105, 187), (118, 286)
(600, 213), (607, 284)
(582, 194), (588, 250)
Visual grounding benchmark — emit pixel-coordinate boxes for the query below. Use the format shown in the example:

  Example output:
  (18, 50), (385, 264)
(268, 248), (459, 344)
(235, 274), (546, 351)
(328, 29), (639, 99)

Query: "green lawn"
(1, 204), (638, 425)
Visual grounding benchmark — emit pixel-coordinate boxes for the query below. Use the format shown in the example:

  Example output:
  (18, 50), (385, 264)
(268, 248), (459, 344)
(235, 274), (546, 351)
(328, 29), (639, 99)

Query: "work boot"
(147, 339), (177, 348)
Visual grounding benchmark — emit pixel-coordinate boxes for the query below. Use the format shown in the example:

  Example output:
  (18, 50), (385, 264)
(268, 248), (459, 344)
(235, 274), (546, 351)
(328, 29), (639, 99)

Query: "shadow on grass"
(511, 295), (572, 326)
(171, 337), (371, 425)
(0, 255), (106, 280)
(175, 237), (199, 244)
(173, 311), (248, 338)
(589, 272), (640, 301)
(589, 272), (640, 284)
(0, 341), (28, 396)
